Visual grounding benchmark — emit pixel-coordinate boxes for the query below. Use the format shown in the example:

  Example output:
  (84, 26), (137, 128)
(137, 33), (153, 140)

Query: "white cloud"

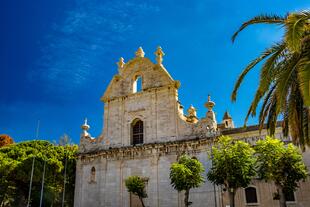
(31, 0), (160, 94)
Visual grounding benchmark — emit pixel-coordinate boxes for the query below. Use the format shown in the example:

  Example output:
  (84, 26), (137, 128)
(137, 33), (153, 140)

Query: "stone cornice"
(78, 136), (216, 162)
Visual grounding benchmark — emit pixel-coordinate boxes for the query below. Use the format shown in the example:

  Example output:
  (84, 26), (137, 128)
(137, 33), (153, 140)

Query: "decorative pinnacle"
(189, 104), (196, 111)
(135, 47), (145, 57)
(81, 118), (90, 131)
(205, 94), (215, 111)
(187, 104), (197, 116)
(116, 57), (125, 69)
(155, 46), (165, 65)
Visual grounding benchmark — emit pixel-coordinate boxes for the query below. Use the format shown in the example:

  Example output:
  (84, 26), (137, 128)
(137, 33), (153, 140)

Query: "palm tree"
(231, 10), (310, 150)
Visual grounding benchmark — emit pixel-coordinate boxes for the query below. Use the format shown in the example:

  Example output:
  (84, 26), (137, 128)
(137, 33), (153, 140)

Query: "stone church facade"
(74, 47), (310, 207)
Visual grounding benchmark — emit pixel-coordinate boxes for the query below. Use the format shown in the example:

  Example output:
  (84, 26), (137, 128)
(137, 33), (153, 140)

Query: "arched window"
(133, 75), (142, 93)
(90, 166), (96, 183)
(132, 119), (143, 145)
(245, 186), (258, 204)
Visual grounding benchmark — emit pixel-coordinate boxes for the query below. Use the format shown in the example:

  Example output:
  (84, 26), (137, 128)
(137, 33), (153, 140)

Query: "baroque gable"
(101, 47), (175, 103)
(81, 46), (219, 152)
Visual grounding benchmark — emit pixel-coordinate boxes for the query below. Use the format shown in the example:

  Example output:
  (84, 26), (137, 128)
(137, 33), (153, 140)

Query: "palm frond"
(297, 59), (310, 106)
(258, 84), (277, 131)
(303, 107), (310, 146)
(287, 84), (302, 147)
(285, 10), (310, 52)
(232, 10), (310, 149)
(243, 42), (286, 123)
(275, 53), (300, 110)
(232, 14), (286, 42)
(282, 104), (289, 137)
(266, 93), (278, 136)
(296, 41), (310, 106)
(231, 43), (284, 102)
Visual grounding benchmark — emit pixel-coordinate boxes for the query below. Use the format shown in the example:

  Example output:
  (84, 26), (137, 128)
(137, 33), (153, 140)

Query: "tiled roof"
(222, 121), (282, 135)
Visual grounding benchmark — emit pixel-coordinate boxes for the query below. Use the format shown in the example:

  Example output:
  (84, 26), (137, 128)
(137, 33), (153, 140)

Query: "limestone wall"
(102, 85), (192, 147)
(74, 138), (219, 207)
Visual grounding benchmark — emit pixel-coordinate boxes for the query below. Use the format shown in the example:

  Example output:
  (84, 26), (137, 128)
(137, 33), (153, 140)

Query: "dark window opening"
(90, 166), (96, 182)
(284, 190), (295, 202)
(245, 187), (258, 204)
(132, 119), (143, 145)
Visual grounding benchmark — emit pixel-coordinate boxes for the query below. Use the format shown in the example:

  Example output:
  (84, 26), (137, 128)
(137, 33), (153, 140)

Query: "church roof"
(222, 121), (282, 135)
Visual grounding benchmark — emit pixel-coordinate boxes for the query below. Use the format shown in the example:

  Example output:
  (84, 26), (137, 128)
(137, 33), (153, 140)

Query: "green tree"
(125, 176), (147, 207)
(255, 137), (308, 207)
(0, 140), (77, 207)
(231, 10), (310, 150)
(170, 154), (205, 207)
(207, 136), (256, 207)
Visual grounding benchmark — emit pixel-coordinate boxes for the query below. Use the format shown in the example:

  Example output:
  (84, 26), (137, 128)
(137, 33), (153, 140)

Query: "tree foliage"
(170, 154), (205, 207)
(207, 136), (256, 207)
(231, 10), (310, 150)
(0, 140), (78, 207)
(125, 176), (147, 207)
(0, 134), (14, 148)
(255, 137), (308, 207)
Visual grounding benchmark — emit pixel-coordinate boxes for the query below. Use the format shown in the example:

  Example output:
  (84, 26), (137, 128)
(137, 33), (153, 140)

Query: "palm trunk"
(228, 189), (235, 207)
(184, 189), (190, 207)
(139, 196), (145, 207)
(276, 185), (287, 207)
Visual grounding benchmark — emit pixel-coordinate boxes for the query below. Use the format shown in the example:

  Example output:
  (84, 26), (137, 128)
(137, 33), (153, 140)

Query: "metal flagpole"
(62, 153), (68, 207)
(26, 157), (35, 207)
(39, 160), (46, 207)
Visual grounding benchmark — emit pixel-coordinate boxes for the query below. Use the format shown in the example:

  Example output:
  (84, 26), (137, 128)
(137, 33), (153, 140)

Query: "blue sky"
(1, 0), (309, 143)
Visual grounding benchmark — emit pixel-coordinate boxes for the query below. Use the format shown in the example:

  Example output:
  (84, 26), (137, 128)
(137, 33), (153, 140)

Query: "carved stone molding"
(79, 136), (216, 163)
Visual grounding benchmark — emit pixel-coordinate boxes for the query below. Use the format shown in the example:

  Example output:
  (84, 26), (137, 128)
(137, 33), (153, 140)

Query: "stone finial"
(81, 118), (90, 137)
(154, 46), (165, 65)
(186, 104), (198, 123)
(187, 105), (197, 117)
(204, 95), (217, 130)
(205, 94), (215, 111)
(135, 47), (145, 57)
(116, 57), (125, 72)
